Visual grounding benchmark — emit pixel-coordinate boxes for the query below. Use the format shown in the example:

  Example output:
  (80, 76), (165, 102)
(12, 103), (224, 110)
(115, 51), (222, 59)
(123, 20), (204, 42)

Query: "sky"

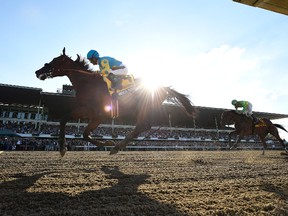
(1, 0), (288, 139)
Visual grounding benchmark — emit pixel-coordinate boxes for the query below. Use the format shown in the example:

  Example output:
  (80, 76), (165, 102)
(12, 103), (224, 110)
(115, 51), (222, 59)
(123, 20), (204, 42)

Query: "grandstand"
(233, 0), (288, 16)
(1, 83), (288, 151)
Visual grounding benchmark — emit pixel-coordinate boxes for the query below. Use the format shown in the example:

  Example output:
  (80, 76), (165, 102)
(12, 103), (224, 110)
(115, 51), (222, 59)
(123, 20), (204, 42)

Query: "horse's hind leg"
(83, 118), (115, 147)
(59, 116), (69, 157)
(231, 136), (241, 150)
(269, 128), (288, 153)
(258, 135), (267, 155)
(110, 121), (151, 155)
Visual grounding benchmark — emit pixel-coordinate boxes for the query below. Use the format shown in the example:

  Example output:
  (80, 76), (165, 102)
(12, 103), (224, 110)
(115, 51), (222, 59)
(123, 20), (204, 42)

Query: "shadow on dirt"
(260, 182), (288, 215)
(1, 166), (188, 216)
(261, 182), (288, 201)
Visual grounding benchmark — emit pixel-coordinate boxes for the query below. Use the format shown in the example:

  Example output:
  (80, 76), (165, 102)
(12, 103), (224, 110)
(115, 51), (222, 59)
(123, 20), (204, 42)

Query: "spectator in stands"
(16, 139), (22, 151)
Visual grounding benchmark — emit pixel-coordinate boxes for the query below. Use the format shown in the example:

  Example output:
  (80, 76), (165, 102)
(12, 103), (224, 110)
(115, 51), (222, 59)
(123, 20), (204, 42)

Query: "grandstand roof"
(40, 92), (77, 119)
(1, 83), (288, 128)
(233, 0), (288, 16)
(0, 83), (42, 106)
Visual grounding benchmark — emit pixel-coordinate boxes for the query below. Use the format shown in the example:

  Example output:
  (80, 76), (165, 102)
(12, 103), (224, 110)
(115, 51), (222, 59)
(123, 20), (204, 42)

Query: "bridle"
(37, 58), (99, 80)
(38, 62), (66, 80)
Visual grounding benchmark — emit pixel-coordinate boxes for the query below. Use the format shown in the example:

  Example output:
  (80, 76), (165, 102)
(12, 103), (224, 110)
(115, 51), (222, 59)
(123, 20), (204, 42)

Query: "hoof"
(110, 147), (119, 155)
(60, 148), (67, 157)
(105, 140), (115, 146)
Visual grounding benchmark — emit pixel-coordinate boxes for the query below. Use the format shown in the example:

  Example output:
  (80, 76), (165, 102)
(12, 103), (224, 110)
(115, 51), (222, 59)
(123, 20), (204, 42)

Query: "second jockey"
(231, 99), (258, 124)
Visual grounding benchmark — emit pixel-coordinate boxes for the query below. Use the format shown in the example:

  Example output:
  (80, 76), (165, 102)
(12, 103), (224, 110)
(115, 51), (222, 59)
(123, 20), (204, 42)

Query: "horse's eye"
(44, 63), (51, 69)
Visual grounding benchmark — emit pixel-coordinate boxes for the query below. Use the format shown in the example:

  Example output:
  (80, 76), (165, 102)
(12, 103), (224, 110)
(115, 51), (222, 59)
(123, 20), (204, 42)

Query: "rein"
(62, 69), (97, 75)
(40, 64), (60, 79)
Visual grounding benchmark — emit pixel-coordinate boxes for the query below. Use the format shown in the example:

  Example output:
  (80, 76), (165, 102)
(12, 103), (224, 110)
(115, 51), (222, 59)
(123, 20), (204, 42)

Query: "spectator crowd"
(0, 120), (282, 151)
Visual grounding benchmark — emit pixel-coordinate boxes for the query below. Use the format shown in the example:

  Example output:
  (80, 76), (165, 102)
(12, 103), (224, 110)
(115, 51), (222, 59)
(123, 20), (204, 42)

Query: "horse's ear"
(62, 47), (66, 56)
(76, 54), (80, 61)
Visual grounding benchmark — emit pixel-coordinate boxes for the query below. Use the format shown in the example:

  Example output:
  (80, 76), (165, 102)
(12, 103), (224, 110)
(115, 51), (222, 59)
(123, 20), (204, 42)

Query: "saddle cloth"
(255, 119), (266, 127)
(103, 74), (135, 96)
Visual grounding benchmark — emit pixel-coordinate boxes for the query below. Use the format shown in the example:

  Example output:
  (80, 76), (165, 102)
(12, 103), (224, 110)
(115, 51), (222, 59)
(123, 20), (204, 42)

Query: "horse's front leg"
(110, 121), (151, 155)
(258, 136), (267, 155)
(231, 136), (241, 150)
(58, 108), (85, 157)
(228, 133), (232, 149)
(83, 118), (115, 147)
(59, 117), (69, 157)
(229, 131), (240, 150)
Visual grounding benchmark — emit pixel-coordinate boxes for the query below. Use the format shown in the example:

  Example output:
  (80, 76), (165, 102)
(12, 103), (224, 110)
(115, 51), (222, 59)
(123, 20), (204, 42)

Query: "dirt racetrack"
(1, 150), (288, 216)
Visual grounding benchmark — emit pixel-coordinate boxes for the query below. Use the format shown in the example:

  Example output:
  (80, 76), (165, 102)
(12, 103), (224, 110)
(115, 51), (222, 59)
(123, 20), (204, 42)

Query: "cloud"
(170, 45), (260, 107)
(126, 43), (288, 114)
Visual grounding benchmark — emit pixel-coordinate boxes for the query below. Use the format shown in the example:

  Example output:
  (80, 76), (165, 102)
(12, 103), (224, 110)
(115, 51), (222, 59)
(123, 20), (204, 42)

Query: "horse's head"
(35, 47), (75, 80)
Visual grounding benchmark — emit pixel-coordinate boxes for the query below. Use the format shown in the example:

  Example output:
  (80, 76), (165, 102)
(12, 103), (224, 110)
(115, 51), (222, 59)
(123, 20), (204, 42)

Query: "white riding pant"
(243, 103), (253, 116)
(111, 64), (128, 75)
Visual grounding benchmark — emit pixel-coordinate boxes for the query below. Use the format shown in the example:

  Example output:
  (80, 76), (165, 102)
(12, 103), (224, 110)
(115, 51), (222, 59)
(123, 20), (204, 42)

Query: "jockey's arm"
(99, 59), (111, 76)
(242, 106), (248, 113)
(111, 66), (125, 70)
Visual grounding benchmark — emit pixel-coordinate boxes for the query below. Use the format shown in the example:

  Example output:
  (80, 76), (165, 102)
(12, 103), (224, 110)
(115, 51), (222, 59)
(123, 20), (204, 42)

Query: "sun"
(141, 77), (162, 92)
(127, 50), (175, 91)
(132, 65), (168, 92)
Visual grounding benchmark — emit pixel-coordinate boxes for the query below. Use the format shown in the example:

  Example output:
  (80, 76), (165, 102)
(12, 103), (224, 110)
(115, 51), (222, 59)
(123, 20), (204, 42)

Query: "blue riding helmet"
(87, 50), (99, 59)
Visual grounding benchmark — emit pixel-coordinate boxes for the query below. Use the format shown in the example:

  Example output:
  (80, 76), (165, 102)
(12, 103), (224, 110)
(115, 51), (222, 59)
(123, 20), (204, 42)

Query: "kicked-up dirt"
(0, 150), (288, 216)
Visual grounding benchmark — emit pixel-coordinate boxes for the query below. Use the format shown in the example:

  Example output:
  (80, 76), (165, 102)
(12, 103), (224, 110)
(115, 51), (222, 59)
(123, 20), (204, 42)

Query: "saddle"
(251, 114), (259, 125)
(103, 73), (135, 96)
(254, 118), (266, 127)
(238, 112), (259, 125)
(246, 114), (265, 127)
(103, 74), (137, 118)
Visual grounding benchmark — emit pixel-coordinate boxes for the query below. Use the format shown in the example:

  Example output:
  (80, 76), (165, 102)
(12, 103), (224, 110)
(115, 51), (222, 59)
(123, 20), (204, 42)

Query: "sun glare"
(104, 105), (111, 112)
(127, 50), (178, 92)
(141, 77), (161, 92)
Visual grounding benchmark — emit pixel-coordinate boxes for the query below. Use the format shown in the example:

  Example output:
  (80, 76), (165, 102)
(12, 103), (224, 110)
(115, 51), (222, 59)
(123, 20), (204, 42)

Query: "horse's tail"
(164, 87), (197, 117)
(274, 124), (288, 133)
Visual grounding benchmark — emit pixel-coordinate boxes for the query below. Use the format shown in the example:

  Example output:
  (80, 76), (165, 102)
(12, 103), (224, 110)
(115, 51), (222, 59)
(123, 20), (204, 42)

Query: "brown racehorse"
(220, 110), (288, 155)
(35, 48), (196, 156)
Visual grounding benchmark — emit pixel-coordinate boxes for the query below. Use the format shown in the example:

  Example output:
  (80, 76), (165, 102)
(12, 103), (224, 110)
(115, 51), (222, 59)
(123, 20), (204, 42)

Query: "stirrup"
(111, 80), (122, 90)
(108, 75), (122, 89)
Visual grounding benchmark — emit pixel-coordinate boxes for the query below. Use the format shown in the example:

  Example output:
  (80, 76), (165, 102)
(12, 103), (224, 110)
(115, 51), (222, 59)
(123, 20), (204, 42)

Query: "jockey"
(87, 49), (128, 89)
(231, 99), (258, 123)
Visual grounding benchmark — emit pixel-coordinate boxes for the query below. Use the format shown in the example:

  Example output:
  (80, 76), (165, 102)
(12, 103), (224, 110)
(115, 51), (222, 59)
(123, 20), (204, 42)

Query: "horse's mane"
(74, 55), (94, 73)
(229, 110), (238, 114)
(228, 110), (245, 117)
(227, 110), (251, 121)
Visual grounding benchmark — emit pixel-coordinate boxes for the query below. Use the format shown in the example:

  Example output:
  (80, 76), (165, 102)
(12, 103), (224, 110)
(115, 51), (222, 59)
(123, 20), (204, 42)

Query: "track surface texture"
(1, 150), (288, 216)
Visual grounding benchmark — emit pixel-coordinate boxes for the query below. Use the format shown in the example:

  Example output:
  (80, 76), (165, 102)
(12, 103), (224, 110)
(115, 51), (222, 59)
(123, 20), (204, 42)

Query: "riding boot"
(108, 73), (122, 89)
(251, 114), (259, 124)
